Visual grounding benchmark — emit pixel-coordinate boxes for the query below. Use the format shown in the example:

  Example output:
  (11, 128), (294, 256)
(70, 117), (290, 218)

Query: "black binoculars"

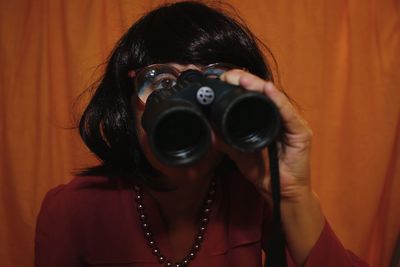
(141, 70), (282, 166)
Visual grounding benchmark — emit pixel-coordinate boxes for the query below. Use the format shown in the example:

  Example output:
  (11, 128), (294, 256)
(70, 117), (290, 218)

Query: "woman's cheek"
(135, 118), (166, 172)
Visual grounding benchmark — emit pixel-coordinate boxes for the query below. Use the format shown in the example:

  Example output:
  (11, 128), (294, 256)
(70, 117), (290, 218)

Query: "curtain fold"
(1, 1), (398, 266)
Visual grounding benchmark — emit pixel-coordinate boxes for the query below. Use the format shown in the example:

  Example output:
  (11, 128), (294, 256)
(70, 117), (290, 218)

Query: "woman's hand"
(218, 69), (312, 202)
(219, 69), (325, 266)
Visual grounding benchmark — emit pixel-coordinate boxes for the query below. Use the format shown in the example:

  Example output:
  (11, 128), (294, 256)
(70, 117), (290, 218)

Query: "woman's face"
(133, 63), (224, 188)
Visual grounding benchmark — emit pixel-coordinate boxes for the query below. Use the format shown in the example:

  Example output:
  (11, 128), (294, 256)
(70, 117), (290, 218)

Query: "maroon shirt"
(35, 172), (368, 267)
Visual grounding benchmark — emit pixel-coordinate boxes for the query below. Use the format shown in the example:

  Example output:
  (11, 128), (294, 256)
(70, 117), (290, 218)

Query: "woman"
(35, 2), (368, 267)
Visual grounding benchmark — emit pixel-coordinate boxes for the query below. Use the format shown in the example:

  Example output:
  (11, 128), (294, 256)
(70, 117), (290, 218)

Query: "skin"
(133, 64), (325, 266)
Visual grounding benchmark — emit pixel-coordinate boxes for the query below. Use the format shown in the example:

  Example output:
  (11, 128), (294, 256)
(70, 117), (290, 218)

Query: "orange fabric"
(0, 1), (398, 267)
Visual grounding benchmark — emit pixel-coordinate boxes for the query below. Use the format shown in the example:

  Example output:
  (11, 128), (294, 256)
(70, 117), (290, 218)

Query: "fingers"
(220, 69), (311, 138)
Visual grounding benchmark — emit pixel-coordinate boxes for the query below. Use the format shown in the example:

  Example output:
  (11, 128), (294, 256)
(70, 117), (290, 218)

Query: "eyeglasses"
(133, 63), (240, 104)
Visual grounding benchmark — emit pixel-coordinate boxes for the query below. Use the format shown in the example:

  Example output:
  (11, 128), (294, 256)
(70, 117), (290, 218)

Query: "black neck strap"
(265, 142), (287, 267)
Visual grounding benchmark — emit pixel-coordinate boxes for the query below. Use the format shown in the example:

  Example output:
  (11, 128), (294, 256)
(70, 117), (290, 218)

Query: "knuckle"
(305, 128), (313, 140)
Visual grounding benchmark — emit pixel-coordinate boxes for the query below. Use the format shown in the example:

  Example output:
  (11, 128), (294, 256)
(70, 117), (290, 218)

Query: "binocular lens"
(224, 97), (280, 151)
(153, 109), (211, 165)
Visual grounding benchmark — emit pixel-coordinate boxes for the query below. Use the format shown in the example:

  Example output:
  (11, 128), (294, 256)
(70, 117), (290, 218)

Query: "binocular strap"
(265, 142), (288, 267)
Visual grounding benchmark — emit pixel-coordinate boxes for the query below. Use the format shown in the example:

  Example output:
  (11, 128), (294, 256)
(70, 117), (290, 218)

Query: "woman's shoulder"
(45, 175), (130, 197)
(39, 175), (132, 220)
(35, 175), (144, 265)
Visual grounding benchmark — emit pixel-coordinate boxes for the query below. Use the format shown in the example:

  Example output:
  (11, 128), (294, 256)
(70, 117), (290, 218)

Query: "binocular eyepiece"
(141, 70), (282, 166)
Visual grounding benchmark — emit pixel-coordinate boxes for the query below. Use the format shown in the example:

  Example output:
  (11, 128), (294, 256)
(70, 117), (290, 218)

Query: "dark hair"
(78, 1), (275, 185)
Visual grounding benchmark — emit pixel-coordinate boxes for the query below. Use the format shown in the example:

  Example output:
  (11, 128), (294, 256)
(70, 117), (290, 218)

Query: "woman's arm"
(219, 70), (367, 266)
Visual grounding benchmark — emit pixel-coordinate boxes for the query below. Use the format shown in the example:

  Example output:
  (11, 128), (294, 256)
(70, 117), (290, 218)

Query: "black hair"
(78, 1), (276, 186)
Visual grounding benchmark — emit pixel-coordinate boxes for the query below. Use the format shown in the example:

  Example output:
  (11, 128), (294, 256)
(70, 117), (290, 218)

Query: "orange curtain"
(1, 1), (399, 266)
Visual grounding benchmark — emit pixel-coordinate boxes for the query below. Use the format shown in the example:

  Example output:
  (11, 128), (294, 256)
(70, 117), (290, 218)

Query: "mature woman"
(35, 2), (368, 267)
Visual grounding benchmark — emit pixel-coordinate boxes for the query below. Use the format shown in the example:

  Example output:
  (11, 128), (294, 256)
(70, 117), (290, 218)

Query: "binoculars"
(141, 70), (282, 166)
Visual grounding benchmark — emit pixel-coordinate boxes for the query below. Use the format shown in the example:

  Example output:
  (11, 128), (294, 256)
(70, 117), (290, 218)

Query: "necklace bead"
(193, 244), (200, 251)
(134, 179), (216, 266)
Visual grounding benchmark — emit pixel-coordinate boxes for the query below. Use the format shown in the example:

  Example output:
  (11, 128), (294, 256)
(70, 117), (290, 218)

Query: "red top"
(35, 172), (368, 267)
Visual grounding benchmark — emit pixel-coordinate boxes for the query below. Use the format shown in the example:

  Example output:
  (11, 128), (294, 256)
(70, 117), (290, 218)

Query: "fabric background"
(0, 1), (399, 266)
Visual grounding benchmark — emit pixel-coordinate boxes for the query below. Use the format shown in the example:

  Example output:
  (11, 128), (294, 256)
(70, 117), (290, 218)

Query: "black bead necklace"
(133, 179), (217, 267)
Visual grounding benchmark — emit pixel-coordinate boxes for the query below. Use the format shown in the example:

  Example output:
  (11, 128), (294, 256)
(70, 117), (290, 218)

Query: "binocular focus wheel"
(196, 86), (215, 105)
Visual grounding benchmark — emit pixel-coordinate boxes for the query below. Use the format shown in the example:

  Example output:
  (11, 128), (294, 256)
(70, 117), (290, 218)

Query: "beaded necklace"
(133, 179), (217, 267)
